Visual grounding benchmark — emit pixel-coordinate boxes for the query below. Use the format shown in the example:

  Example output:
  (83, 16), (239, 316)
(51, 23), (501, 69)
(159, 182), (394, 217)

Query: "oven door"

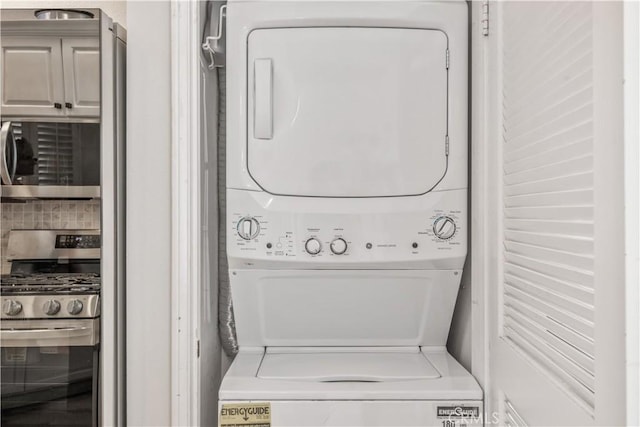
(1, 319), (99, 427)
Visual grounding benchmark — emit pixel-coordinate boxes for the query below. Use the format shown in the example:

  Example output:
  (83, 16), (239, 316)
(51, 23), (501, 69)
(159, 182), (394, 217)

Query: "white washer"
(221, 1), (481, 425)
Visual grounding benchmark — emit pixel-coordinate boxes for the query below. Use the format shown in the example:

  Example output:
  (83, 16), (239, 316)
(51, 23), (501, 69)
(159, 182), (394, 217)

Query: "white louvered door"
(483, 2), (627, 426)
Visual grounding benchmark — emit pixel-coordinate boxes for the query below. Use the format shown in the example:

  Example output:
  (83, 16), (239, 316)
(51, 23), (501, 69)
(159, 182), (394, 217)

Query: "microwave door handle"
(9, 123), (17, 180)
(0, 121), (14, 185)
(254, 58), (273, 139)
(1, 325), (98, 347)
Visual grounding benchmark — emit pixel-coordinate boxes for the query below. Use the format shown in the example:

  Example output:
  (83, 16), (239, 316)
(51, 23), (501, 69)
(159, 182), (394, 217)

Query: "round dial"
(330, 238), (348, 255)
(67, 299), (84, 315)
(305, 238), (322, 255)
(43, 300), (61, 316)
(3, 299), (22, 316)
(236, 217), (260, 240)
(433, 216), (457, 240)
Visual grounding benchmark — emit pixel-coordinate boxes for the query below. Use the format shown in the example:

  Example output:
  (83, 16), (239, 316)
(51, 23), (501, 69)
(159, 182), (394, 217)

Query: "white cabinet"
(61, 38), (100, 116)
(1, 37), (99, 118)
(1, 37), (64, 117)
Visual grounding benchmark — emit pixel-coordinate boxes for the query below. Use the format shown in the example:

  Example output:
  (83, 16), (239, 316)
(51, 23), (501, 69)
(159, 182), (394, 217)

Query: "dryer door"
(247, 27), (448, 198)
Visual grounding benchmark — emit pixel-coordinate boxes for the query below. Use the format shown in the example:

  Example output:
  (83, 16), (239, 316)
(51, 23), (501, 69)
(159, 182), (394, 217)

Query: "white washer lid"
(257, 347), (441, 382)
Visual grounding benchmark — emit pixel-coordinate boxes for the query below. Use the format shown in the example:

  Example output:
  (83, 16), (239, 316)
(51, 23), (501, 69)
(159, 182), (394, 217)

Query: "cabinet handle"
(65, 102), (73, 109)
(54, 103), (62, 109)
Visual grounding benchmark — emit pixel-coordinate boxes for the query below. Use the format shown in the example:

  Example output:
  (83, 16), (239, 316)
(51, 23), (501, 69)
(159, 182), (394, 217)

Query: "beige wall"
(1, 0), (126, 26)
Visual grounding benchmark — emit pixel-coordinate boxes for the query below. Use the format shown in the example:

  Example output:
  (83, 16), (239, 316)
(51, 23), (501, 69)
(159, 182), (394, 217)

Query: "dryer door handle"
(254, 58), (273, 140)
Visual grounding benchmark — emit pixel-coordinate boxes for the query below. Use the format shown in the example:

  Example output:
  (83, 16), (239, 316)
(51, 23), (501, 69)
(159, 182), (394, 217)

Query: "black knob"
(65, 102), (73, 109)
(54, 102), (62, 109)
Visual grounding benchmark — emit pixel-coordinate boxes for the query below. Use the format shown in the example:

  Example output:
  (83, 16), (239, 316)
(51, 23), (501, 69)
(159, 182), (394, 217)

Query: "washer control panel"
(228, 188), (466, 266)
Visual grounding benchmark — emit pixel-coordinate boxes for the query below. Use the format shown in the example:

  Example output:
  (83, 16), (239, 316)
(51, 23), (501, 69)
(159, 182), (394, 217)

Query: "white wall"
(623, 2), (640, 425)
(126, 2), (172, 426)
(1, 0), (126, 25)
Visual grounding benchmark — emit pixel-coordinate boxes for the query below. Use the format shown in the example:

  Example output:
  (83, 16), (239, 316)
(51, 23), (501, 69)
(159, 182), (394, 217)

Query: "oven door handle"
(1, 324), (99, 347)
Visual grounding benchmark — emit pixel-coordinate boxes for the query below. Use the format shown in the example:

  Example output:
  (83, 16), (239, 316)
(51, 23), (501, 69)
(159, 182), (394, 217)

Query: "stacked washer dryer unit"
(221, 0), (482, 425)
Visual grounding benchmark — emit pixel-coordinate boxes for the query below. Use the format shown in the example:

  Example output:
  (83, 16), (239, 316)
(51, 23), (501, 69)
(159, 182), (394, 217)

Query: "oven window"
(1, 345), (97, 426)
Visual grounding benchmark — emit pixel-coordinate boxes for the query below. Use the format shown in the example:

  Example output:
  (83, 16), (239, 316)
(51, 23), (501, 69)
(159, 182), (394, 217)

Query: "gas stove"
(1, 229), (103, 427)
(1, 273), (100, 319)
(0, 273), (100, 295)
(1, 273), (101, 294)
(1, 230), (101, 320)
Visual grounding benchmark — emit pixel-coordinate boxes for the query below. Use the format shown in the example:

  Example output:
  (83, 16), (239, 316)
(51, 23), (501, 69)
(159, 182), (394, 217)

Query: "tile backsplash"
(1, 200), (100, 274)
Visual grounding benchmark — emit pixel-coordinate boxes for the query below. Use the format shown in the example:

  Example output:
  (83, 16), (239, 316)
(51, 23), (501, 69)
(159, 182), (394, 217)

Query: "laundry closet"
(124, 1), (639, 426)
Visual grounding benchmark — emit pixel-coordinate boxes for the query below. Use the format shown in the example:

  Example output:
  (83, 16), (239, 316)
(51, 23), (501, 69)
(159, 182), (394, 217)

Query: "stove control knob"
(43, 300), (61, 316)
(3, 300), (23, 316)
(330, 238), (348, 255)
(305, 238), (322, 255)
(433, 216), (457, 240)
(67, 299), (84, 315)
(237, 217), (260, 240)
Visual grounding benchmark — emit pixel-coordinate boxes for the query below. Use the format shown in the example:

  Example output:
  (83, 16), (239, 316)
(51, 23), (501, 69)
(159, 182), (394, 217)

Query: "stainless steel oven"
(1, 229), (101, 426)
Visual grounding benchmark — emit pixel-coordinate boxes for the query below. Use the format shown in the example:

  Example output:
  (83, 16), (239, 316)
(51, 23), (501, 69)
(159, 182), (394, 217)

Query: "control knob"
(330, 238), (348, 255)
(43, 300), (61, 316)
(305, 238), (322, 255)
(67, 299), (84, 315)
(237, 217), (260, 240)
(2, 299), (22, 316)
(433, 216), (457, 240)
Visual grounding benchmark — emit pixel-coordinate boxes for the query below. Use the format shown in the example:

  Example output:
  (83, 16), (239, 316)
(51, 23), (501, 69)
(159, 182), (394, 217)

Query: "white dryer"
(221, 1), (482, 425)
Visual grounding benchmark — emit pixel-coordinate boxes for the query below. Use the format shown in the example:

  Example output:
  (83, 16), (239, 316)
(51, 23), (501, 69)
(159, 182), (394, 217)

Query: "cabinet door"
(61, 38), (100, 117)
(1, 37), (65, 117)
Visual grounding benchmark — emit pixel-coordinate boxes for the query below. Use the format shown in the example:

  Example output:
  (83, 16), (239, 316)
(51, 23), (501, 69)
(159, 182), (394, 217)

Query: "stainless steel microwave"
(0, 120), (100, 198)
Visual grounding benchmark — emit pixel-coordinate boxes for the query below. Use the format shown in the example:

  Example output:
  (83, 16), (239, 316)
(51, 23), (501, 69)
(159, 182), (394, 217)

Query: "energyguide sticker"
(437, 405), (483, 426)
(219, 402), (271, 427)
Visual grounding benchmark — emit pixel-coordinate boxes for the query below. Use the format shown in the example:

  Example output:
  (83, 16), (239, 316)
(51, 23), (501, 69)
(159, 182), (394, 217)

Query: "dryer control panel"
(227, 188), (467, 270)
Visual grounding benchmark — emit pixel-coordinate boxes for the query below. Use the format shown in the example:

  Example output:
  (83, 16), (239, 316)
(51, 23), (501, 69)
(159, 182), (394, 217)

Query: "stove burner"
(1, 273), (101, 295)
